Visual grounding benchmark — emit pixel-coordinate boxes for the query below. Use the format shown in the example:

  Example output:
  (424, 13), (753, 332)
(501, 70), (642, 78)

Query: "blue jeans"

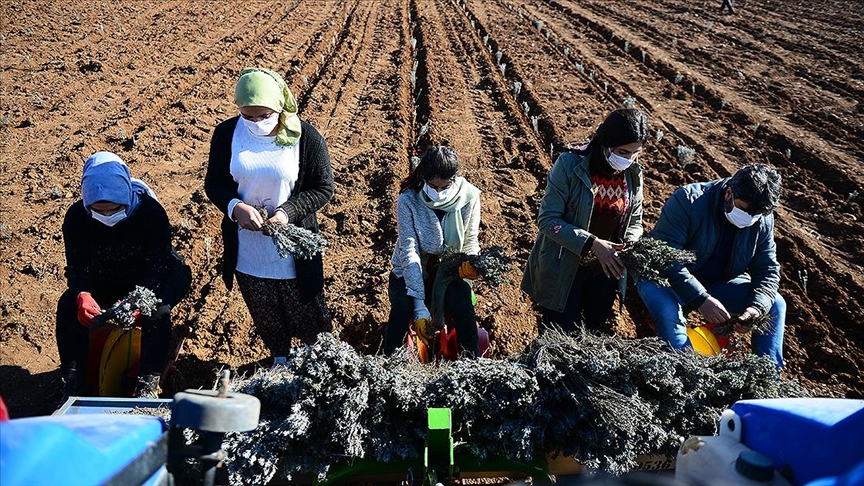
(636, 277), (785, 368)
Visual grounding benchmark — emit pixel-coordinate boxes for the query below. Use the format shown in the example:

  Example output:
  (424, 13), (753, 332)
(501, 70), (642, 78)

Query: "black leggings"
(384, 274), (478, 357)
(540, 267), (618, 335)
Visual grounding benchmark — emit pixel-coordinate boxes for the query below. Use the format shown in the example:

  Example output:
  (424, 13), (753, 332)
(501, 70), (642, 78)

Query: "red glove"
(76, 292), (102, 327)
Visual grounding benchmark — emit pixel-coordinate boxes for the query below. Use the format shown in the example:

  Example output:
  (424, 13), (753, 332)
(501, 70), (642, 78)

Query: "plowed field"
(1, 0), (862, 417)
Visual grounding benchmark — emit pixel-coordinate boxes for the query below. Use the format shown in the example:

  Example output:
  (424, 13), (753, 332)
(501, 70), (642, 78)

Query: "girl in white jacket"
(384, 146), (482, 357)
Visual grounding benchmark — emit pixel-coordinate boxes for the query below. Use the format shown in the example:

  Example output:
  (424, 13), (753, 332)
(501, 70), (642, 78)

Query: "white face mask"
(423, 183), (455, 202)
(725, 206), (761, 228)
(92, 210), (127, 227)
(241, 114), (279, 136)
(605, 148), (634, 171)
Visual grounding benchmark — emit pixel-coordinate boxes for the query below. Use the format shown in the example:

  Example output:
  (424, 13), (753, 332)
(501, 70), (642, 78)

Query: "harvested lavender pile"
(216, 331), (806, 484)
(583, 238), (696, 286)
(263, 222), (328, 260)
(95, 286), (162, 328)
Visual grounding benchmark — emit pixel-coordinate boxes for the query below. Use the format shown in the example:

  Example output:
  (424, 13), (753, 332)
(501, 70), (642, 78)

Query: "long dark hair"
(399, 146), (460, 193)
(570, 108), (648, 165)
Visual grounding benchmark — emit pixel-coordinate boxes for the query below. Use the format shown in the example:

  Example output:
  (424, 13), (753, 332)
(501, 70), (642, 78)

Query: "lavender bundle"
(430, 246), (517, 325)
(94, 286), (162, 328)
(263, 222), (329, 260)
(583, 237), (696, 286)
(711, 313), (774, 337)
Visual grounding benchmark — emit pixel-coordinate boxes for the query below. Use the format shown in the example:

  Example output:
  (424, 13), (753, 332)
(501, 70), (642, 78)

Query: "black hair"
(592, 108), (649, 149)
(729, 163), (782, 215)
(569, 108), (649, 170)
(399, 145), (460, 193)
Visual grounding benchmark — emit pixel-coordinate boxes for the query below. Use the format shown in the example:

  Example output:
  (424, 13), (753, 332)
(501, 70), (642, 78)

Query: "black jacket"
(62, 194), (190, 307)
(204, 117), (334, 300)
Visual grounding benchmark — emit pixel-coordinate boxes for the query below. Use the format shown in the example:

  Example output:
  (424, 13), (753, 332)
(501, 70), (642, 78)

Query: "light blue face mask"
(423, 183), (455, 202)
(91, 209), (127, 227)
(725, 206), (760, 228)
(605, 148), (635, 171)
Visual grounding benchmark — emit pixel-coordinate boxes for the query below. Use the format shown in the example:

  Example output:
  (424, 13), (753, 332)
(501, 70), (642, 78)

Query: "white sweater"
(229, 121), (300, 279)
(390, 189), (481, 300)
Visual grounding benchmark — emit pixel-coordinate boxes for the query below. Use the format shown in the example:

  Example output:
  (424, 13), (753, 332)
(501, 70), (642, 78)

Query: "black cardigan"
(204, 117), (334, 300)
(62, 194), (190, 307)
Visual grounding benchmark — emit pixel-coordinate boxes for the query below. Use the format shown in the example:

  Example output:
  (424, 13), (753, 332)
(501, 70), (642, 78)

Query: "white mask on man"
(91, 210), (128, 227)
(423, 183), (455, 202)
(241, 114), (279, 136)
(725, 206), (761, 228)
(605, 149), (634, 171)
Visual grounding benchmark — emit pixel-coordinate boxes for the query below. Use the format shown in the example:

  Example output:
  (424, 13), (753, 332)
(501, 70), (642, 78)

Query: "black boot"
(59, 369), (81, 406)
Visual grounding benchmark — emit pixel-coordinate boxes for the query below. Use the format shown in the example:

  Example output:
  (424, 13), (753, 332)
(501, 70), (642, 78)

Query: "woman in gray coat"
(522, 109), (648, 333)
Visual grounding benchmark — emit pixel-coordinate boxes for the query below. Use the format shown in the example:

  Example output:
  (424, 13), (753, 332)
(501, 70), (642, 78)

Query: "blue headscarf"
(81, 152), (156, 216)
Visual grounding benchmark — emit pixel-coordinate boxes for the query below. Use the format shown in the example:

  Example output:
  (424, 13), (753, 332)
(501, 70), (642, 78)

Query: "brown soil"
(1, 0), (862, 418)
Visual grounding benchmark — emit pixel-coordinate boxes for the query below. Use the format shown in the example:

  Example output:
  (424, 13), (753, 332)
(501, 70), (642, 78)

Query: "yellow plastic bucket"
(688, 326), (722, 356)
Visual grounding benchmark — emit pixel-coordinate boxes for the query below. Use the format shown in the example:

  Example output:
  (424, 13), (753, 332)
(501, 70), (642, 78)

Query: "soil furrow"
(554, 0), (864, 158)
(413, 0), (560, 354)
(297, 1), (413, 351)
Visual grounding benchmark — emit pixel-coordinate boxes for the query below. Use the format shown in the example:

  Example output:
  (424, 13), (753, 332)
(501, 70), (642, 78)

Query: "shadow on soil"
(0, 365), (62, 418)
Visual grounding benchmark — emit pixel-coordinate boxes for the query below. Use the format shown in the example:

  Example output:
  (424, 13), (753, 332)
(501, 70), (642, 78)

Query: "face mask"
(423, 183), (455, 202)
(241, 114), (279, 136)
(725, 206), (760, 228)
(92, 209), (127, 227)
(605, 148), (634, 171)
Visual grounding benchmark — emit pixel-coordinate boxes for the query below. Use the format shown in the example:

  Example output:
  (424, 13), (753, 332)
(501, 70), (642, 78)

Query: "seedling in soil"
(531, 116), (539, 134)
(674, 73), (684, 84)
(655, 129), (665, 142)
(784, 148), (792, 160)
(512, 81), (522, 96)
(677, 145), (696, 167)
(495, 50), (503, 64)
(415, 121), (429, 145)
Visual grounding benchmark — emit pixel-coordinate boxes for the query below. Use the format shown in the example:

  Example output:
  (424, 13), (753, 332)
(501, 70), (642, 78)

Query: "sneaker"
(134, 373), (161, 399)
(271, 356), (287, 370)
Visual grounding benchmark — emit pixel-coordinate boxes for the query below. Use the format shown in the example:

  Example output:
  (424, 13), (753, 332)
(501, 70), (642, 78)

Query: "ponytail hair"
(399, 146), (460, 193)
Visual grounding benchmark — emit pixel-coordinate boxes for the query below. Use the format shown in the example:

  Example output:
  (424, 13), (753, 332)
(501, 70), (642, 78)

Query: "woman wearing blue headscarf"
(56, 151), (191, 400)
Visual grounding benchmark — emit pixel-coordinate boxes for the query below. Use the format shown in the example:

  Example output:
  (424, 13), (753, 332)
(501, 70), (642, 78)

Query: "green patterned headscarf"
(234, 67), (302, 146)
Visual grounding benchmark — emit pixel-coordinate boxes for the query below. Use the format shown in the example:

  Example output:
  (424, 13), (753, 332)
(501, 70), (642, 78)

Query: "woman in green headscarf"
(384, 146), (483, 357)
(205, 68), (334, 366)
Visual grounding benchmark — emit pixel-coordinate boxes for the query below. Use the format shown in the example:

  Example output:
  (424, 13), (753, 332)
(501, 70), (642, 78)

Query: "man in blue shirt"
(638, 164), (785, 368)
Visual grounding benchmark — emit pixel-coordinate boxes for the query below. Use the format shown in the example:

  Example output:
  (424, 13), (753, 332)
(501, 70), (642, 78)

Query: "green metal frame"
(315, 408), (553, 485)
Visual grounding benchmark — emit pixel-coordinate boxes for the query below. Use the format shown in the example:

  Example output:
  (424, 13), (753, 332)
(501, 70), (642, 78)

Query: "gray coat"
(521, 151), (644, 312)
(391, 188), (481, 301)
